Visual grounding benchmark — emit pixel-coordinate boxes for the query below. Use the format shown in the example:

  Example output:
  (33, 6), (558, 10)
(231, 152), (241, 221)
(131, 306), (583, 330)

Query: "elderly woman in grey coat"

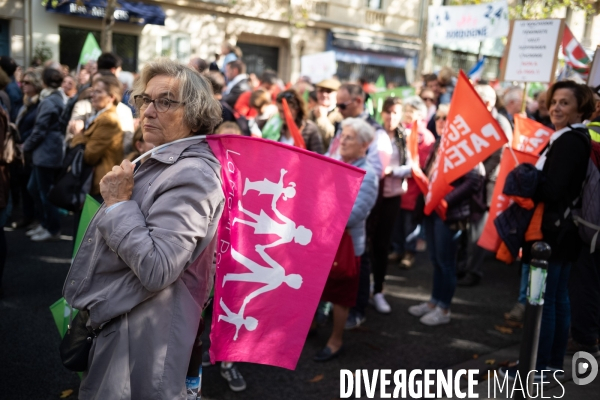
(315, 117), (378, 362)
(63, 59), (224, 399)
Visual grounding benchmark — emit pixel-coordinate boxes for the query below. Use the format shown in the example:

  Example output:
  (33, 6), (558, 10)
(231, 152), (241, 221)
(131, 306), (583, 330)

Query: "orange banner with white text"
(477, 148), (539, 252)
(512, 114), (553, 155)
(424, 70), (509, 215)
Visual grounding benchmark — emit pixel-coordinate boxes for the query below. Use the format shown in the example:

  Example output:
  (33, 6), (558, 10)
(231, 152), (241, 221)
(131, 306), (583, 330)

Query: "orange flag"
(424, 70), (509, 215)
(477, 148), (539, 252)
(281, 98), (306, 149)
(512, 114), (553, 155)
(407, 121), (420, 164)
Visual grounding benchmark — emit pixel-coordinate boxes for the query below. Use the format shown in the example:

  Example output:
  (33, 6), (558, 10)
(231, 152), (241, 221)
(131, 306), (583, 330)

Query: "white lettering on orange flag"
(512, 114), (553, 155)
(424, 70), (508, 215)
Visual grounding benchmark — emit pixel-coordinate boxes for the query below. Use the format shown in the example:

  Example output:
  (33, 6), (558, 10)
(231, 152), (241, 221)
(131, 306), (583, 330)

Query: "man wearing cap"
(308, 78), (343, 149)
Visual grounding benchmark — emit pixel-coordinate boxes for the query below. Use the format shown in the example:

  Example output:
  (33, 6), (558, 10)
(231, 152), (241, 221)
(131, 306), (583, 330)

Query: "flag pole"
(521, 82), (529, 114)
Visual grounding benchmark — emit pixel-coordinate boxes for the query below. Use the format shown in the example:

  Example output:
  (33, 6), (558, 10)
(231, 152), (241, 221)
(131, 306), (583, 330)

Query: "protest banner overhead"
(589, 46), (600, 87)
(427, 1), (509, 43)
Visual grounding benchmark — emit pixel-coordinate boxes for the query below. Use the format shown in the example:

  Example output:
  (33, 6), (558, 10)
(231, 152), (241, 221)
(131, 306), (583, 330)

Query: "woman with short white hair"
(63, 58), (224, 399)
(315, 117), (378, 362)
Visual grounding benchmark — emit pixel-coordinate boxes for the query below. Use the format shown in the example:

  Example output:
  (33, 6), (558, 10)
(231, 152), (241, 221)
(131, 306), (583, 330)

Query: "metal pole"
(515, 242), (551, 400)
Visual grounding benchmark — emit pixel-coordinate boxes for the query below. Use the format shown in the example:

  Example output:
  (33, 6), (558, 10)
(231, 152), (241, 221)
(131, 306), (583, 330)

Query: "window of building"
(59, 26), (138, 71)
(156, 34), (190, 63)
(366, 0), (383, 10)
(236, 42), (280, 76)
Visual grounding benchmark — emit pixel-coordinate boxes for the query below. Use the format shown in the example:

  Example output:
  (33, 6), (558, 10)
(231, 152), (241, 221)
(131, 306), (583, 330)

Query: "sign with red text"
(512, 114), (553, 155)
(206, 136), (365, 370)
(478, 148), (539, 252)
(501, 19), (564, 83)
(425, 71), (508, 215)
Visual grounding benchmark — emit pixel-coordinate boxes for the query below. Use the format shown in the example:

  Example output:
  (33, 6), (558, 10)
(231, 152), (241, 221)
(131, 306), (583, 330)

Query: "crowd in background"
(1, 43), (600, 392)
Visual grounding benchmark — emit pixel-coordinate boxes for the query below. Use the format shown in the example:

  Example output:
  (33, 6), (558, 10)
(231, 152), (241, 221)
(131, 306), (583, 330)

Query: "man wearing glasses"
(309, 78), (343, 149)
(326, 83), (392, 179)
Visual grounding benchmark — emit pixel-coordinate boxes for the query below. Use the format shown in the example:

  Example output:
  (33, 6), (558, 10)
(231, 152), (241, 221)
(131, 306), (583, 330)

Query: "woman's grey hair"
(131, 58), (222, 135)
(22, 70), (44, 94)
(436, 104), (450, 117)
(475, 84), (497, 108)
(341, 118), (375, 145)
(402, 96), (427, 119)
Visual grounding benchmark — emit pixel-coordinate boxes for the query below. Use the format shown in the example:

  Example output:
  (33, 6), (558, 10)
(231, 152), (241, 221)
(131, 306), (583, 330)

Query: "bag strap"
(573, 215), (600, 254)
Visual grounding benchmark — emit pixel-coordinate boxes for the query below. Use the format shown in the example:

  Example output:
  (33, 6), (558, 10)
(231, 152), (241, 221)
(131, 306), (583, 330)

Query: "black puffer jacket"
(444, 163), (486, 223)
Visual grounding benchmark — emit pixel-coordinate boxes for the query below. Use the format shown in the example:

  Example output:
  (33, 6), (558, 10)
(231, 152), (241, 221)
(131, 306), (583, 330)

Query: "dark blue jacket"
(16, 100), (40, 143)
(23, 90), (65, 168)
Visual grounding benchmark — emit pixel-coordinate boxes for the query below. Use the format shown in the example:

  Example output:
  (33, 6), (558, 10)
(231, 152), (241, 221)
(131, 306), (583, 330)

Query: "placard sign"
(300, 51), (337, 84)
(589, 46), (600, 88)
(501, 19), (565, 83)
(428, 1), (509, 43)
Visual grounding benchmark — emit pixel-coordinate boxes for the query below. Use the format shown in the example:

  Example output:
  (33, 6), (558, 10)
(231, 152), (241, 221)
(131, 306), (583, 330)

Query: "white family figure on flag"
(223, 247), (303, 294)
(233, 200), (312, 248)
(219, 168), (309, 340)
(218, 298), (258, 341)
(243, 168), (297, 209)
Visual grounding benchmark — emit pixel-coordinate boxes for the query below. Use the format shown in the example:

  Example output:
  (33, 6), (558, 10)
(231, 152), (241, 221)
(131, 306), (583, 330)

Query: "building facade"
(1, 0), (424, 83)
(1, 1), (599, 83)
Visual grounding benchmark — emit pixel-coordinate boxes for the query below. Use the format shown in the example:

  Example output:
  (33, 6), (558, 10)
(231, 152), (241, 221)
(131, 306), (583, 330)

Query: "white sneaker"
(420, 307), (451, 326)
(408, 302), (435, 317)
(373, 293), (391, 314)
(25, 224), (43, 237)
(31, 229), (61, 242)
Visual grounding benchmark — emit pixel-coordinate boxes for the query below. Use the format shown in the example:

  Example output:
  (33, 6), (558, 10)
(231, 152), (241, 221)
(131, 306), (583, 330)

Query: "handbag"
(59, 308), (97, 372)
(328, 231), (358, 280)
(48, 144), (94, 211)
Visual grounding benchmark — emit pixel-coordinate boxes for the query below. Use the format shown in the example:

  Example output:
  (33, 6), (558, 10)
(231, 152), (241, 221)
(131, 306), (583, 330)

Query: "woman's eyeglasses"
(435, 115), (447, 121)
(421, 97), (435, 103)
(134, 95), (185, 113)
(21, 81), (33, 85)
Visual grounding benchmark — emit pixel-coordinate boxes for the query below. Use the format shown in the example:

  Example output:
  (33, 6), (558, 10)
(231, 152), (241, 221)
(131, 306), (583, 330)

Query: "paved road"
(1, 214), (524, 400)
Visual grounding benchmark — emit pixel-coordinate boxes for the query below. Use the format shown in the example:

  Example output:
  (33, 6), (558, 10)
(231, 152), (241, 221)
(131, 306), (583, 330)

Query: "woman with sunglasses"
(367, 97), (411, 313)
(275, 89), (324, 154)
(11, 71), (43, 230)
(391, 96), (435, 270)
(69, 74), (124, 203)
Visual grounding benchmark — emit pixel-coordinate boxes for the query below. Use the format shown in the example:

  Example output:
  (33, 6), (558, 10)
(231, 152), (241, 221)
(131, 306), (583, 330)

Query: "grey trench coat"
(63, 138), (224, 399)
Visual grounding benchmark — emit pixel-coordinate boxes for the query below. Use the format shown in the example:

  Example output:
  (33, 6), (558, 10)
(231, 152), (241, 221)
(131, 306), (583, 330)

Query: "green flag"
(50, 297), (77, 339)
(78, 33), (102, 65)
(375, 74), (387, 90)
(73, 195), (101, 258)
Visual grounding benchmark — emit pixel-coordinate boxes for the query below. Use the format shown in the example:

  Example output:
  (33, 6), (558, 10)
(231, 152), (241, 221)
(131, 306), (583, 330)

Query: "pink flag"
(206, 135), (365, 370)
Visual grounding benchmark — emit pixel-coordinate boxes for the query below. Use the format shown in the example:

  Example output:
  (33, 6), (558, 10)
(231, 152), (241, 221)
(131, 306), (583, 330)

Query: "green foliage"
(449, 0), (597, 19)
(33, 41), (53, 63)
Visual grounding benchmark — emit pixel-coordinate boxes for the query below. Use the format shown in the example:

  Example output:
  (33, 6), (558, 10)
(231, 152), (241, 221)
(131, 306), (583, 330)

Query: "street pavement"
(3, 212), (584, 400)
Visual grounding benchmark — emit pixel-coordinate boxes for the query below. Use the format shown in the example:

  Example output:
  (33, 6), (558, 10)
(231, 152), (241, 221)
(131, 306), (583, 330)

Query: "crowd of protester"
(1, 43), (600, 397)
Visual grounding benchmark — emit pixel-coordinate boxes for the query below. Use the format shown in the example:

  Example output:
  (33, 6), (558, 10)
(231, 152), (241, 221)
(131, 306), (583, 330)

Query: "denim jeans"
(27, 166), (61, 235)
(535, 261), (571, 370)
(391, 208), (419, 255)
(424, 213), (461, 310)
(518, 262), (529, 305)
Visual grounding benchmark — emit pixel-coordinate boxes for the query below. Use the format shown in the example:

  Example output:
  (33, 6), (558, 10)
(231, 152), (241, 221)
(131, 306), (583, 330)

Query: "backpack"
(47, 144), (94, 212)
(220, 101), (251, 136)
(572, 139), (600, 253)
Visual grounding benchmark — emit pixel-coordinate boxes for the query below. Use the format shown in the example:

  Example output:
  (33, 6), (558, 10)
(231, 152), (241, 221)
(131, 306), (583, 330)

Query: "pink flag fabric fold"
(206, 135), (365, 370)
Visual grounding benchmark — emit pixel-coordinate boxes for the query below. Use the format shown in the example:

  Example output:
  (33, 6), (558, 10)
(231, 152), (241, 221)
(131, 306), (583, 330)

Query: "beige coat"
(63, 138), (224, 399)
(70, 105), (123, 195)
